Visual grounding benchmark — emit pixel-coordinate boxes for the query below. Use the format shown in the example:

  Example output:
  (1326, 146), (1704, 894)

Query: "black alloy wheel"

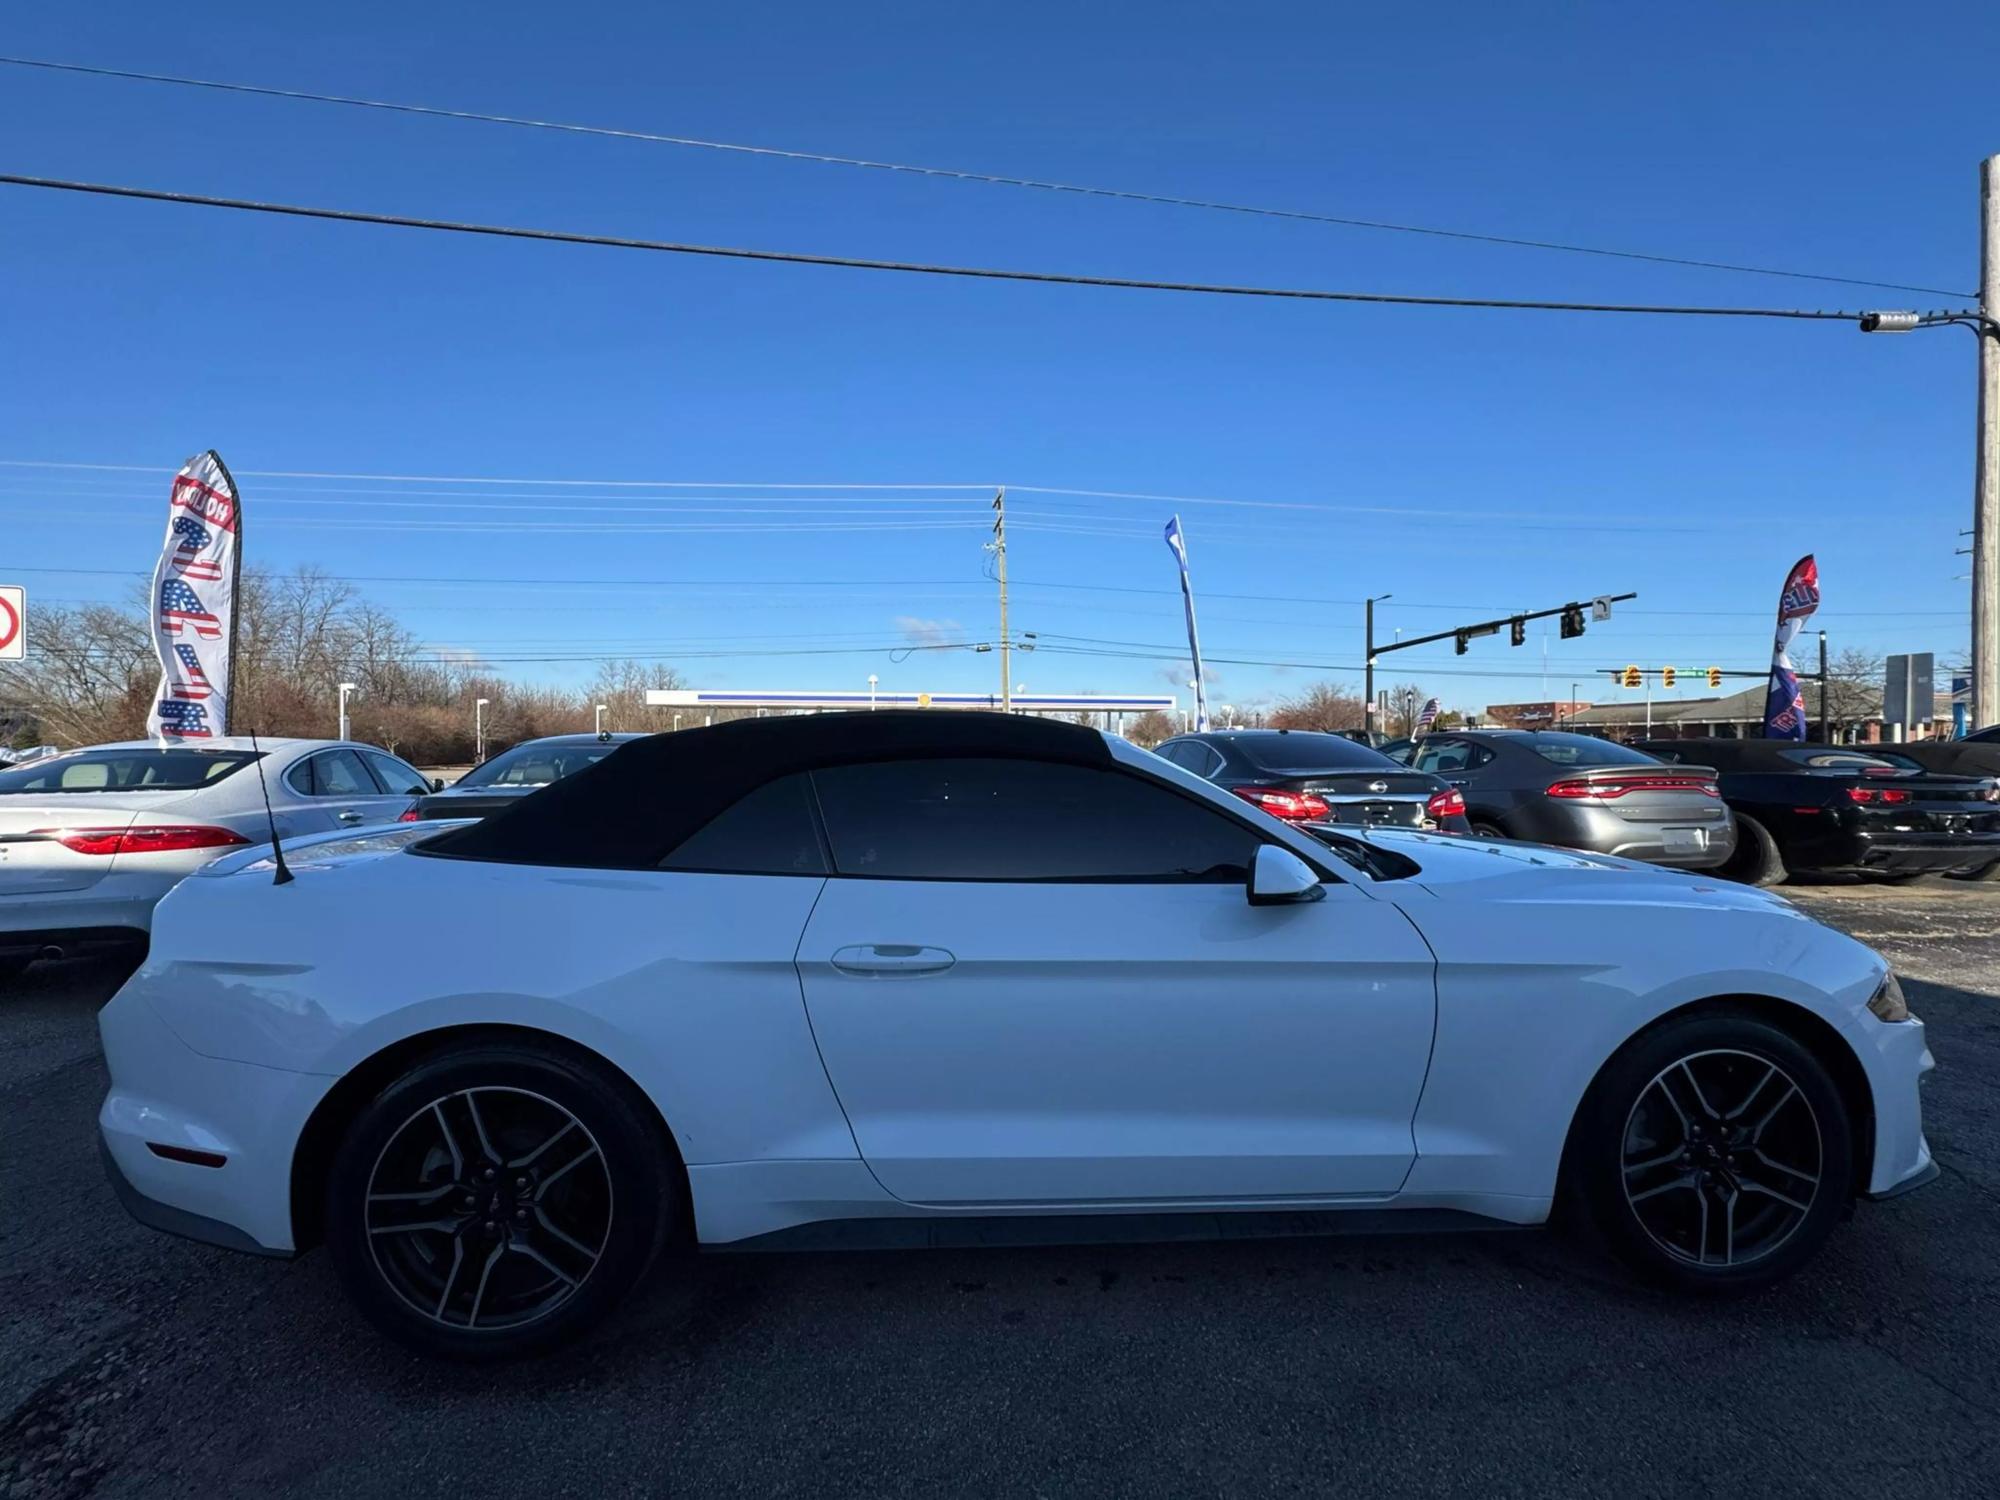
(1571, 1012), (1851, 1292)
(326, 1043), (677, 1359)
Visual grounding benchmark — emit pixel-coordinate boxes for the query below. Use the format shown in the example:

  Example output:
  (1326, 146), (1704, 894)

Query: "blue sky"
(1, 2), (1993, 719)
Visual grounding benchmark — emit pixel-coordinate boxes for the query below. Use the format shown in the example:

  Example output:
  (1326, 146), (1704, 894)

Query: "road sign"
(1884, 653), (1935, 729)
(0, 585), (23, 660)
(1591, 596), (1614, 622)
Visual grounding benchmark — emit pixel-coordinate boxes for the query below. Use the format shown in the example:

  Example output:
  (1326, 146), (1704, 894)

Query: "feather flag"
(1162, 516), (1209, 732)
(147, 452), (241, 742)
(1762, 555), (1819, 740)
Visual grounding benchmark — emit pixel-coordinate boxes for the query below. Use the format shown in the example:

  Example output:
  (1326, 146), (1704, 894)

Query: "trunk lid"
(1543, 764), (1730, 828)
(0, 803), (163, 894)
(1258, 770), (1440, 829)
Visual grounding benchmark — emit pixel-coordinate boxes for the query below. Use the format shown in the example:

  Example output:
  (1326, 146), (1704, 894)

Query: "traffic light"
(1661, 665), (1676, 689)
(1621, 665), (1641, 688)
(1707, 666), (1722, 689)
(1559, 604), (1585, 640)
(1510, 616), (1526, 647)
(1454, 630), (1469, 655)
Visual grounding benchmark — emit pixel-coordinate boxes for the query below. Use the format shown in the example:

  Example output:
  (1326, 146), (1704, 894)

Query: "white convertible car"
(97, 712), (1935, 1359)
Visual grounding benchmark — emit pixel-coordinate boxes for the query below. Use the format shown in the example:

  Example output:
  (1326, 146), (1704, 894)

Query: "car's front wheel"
(1569, 1011), (1852, 1293)
(325, 1040), (678, 1360)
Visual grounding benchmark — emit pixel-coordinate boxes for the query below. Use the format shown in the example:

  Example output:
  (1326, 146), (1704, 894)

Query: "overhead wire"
(0, 175), (1949, 326)
(0, 55), (1968, 299)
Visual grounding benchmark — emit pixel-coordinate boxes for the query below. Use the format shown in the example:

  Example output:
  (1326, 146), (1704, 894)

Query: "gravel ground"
(2, 881), (1996, 1498)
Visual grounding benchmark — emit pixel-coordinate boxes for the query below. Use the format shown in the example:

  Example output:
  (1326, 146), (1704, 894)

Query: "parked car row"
(0, 732), (621, 979)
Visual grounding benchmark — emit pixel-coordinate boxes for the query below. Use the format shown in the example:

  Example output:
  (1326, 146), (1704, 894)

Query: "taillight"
(32, 824), (253, 856)
(1847, 786), (1913, 805)
(1425, 787), (1466, 821)
(398, 806), (424, 822)
(1231, 786), (1331, 822)
(1545, 777), (1719, 800)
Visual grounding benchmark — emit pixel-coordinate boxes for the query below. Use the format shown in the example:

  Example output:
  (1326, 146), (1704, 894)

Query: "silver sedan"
(0, 737), (434, 977)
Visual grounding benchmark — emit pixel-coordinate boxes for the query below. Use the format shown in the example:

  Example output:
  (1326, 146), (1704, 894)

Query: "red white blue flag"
(1762, 554), (1819, 740)
(147, 452), (241, 742)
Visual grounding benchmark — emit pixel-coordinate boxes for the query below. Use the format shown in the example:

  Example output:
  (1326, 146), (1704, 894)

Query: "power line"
(0, 173), (1941, 324)
(0, 54), (1969, 300)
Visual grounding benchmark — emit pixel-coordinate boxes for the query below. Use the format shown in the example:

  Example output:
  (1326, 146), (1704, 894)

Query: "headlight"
(1868, 971), (1910, 1023)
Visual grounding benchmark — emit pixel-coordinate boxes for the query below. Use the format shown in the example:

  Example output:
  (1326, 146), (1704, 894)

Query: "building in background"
(1517, 685), (1955, 743)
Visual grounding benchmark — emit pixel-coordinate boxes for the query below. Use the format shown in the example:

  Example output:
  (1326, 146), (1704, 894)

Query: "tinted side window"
(1414, 740), (1471, 774)
(812, 758), (1258, 882)
(363, 751), (432, 795)
(294, 749), (376, 797)
(659, 773), (827, 875)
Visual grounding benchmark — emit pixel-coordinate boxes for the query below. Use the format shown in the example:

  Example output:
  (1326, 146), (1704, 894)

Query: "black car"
(403, 732), (649, 821)
(1637, 738), (2000, 883)
(1154, 729), (1470, 833)
(1868, 732), (2000, 781)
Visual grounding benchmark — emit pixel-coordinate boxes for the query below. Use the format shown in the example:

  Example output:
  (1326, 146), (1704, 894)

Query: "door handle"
(830, 944), (957, 977)
(336, 809), (365, 824)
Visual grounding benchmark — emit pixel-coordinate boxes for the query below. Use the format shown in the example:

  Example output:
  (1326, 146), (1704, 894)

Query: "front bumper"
(97, 979), (331, 1256)
(1855, 1011), (1936, 1199)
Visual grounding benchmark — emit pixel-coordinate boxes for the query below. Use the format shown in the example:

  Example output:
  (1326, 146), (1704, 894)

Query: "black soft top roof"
(419, 709), (1114, 868)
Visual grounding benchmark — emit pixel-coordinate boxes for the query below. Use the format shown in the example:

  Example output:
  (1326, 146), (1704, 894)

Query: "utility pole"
(1976, 154), (2000, 731)
(1817, 630), (1830, 743)
(992, 488), (1011, 714)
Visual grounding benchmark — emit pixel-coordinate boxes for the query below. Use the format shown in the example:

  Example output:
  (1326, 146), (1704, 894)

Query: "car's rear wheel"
(1470, 819), (1507, 839)
(1569, 1011), (1851, 1293)
(325, 1041), (677, 1360)
(1719, 814), (1787, 886)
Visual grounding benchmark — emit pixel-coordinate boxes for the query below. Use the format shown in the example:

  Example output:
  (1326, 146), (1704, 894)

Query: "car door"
(794, 755), (1438, 1206)
(283, 748), (396, 831)
(1413, 737), (1497, 815)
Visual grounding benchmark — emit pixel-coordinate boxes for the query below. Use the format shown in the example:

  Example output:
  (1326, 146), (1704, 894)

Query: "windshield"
(1238, 734), (1396, 773)
(0, 747), (260, 794)
(1523, 733), (1659, 768)
(455, 740), (623, 789)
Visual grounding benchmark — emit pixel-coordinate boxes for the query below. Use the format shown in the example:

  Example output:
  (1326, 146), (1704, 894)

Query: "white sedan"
(96, 712), (1934, 1359)
(1, 737), (435, 978)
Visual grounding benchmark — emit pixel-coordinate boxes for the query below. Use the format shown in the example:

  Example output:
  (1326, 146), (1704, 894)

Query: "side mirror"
(1248, 844), (1325, 906)
(431, 777), (445, 793)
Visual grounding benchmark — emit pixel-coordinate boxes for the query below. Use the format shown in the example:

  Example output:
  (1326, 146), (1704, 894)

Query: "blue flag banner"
(1162, 515), (1209, 732)
(1762, 554), (1819, 740)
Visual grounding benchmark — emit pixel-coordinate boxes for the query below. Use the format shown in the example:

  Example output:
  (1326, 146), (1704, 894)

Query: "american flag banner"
(1416, 697), (1441, 735)
(147, 451), (241, 742)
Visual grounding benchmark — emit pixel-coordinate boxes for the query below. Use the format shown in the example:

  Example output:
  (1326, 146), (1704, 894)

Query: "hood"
(1360, 828), (1801, 918)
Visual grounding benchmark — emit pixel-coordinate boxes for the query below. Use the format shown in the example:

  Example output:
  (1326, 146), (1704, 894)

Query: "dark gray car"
(1396, 730), (1735, 869)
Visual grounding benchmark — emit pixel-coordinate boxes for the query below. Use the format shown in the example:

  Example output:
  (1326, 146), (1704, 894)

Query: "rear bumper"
(0, 871), (181, 941)
(1841, 831), (2000, 875)
(1507, 805), (1736, 869)
(99, 1136), (290, 1257)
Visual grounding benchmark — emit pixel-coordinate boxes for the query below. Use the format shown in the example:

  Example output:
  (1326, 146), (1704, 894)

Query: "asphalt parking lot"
(4, 882), (1997, 1499)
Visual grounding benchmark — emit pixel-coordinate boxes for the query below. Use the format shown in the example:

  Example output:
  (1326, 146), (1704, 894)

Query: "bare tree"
(1821, 648), (1882, 737)
(1122, 710), (1177, 748)
(1269, 681), (1364, 733)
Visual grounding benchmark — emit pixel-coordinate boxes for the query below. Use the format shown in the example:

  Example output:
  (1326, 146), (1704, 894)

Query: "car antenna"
(246, 724), (294, 886)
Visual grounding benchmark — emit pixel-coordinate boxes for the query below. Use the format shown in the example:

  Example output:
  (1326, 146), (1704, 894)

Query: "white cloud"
(894, 615), (963, 647)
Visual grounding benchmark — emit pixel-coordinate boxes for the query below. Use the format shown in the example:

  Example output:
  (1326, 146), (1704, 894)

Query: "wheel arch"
(288, 1022), (691, 1252)
(1557, 992), (1876, 1204)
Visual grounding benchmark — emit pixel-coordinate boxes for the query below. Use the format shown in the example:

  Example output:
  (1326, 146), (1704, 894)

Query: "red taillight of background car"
(1425, 787), (1466, 821)
(1847, 786), (1913, 805)
(397, 806), (424, 822)
(1545, 777), (1720, 800)
(32, 824), (253, 856)
(1231, 786), (1331, 822)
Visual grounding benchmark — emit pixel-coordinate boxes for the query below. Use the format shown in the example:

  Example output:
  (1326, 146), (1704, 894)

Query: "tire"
(1948, 860), (2000, 882)
(1470, 819), (1507, 839)
(1568, 1010), (1852, 1294)
(325, 1040), (679, 1360)
(1720, 814), (1787, 887)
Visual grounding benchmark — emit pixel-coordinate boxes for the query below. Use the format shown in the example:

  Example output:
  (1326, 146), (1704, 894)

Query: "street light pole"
(1364, 593), (1392, 732)
(337, 682), (357, 741)
(1818, 630), (1830, 743)
(594, 703), (608, 737)
(474, 697), (489, 763)
(867, 673), (878, 710)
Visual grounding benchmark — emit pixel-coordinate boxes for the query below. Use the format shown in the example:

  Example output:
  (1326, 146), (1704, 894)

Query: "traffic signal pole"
(1974, 155), (1999, 731)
